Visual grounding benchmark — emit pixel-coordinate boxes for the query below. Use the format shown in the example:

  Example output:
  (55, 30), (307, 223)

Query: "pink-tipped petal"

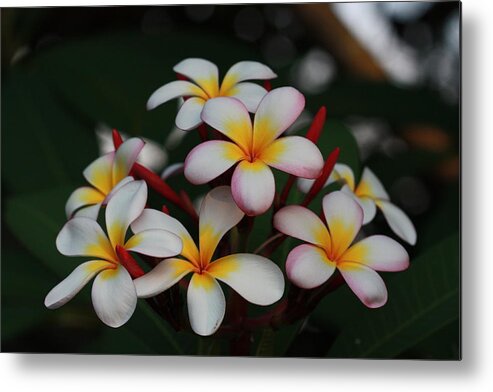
(377, 200), (417, 245)
(83, 152), (114, 195)
(322, 191), (363, 258)
(224, 82), (268, 112)
(286, 244), (336, 289)
(125, 229), (182, 258)
(273, 205), (330, 249)
(207, 253), (284, 305)
(221, 61), (277, 93)
(134, 258), (194, 298)
(184, 140), (245, 185)
(231, 160), (275, 216)
(147, 80), (207, 110)
(175, 97), (206, 130)
(173, 58), (219, 97)
(355, 167), (389, 200)
(260, 136), (324, 178)
(65, 186), (105, 218)
(187, 273), (225, 336)
(253, 87), (305, 152)
(338, 262), (388, 308)
(112, 138), (145, 186)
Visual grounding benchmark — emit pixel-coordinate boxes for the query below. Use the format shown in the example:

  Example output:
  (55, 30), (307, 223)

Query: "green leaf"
(319, 233), (459, 359)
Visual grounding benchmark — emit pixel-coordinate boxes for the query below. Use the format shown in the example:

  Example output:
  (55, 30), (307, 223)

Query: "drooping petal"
(175, 97), (206, 130)
(161, 163), (184, 180)
(201, 97), (253, 152)
(125, 229), (182, 258)
(173, 58), (220, 97)
(199, 186), (245, 264)
(322, 191), (363, 259)
(187, 273), (225, 336)
(65, 186), (105, 218)
(285, 244), (336, 289)
(338, 262), (388, 308)
(231, 160), (275, 216)
(221, 61), (276, 93)
(224, 82), (268, 112)
(341, 235), (409, 272)
(273, 204), (331, 251)
(56, 217), (116, 261)
(112, 138), (145, 186)
(260, 136), (324, 178)
(184, 140), (245, 185)
(252, 87), (305, 152)
(92, 264), (137, 328)
(377, 200), (417, 245)
(131, 208), (200, 266)
(105, 180), (147, 249)
(355, 167), (389, 200)
(134, 258), (194, 298)
(207, 253), (284, 305)
(147, 80), (207, 110)
(83, 152), (114, 195)
(340, 185), (377, 225)
(73, 203), (102, 220)
(44, 260), (113, 309)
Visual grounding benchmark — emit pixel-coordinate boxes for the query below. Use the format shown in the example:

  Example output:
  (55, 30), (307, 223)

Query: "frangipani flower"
(65, 137), (145, 220)
(298, 164), (417, 245)
(184, 87), (324, 216)
(274, 191), (409, 308)
(132, 186), (285, 336)
(147, 58), (277, 130)
(45, 180), (183, 327)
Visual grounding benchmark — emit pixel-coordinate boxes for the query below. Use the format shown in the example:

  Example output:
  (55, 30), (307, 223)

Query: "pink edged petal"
(92, 264), (137, 327)
(377, 200), (417, 245)
(273, 205), (330, 249)
(147, 80), (207, 110)
(105, 180), (147, 249)
(131, 208), (200, 266)
(73, 203), (102, 220)
(260, 136), (324, 178)
(45, 260), (113, 309)
(231, 160), (275, 216)
(199, 186), (245, 264)
(224, 82), (268, 112)
(65, 186), (105, 218)
(322, 191), (363, 259)
(184, 140), (245, 185)
(173, 58), (219, 97)
(253, 87), (305, 152)
(134, 258), (194, 298)
(56, 217), (116, 261)
(285, 244), (336, 289)
(125, 229), (182, 258)
(175, 97), (206, 130)
(340, 185), (377, 225)
(338, 262), (388, 308)
(187, 273), (225, 336)
(207, 253), (284, 305)
(342, 235), (410, 272)
(83, 152), (114, 195)
(221, 61), (277, 93)
(112, 138), (145, 186)
(201, 97), (253, 152)
(355, 167), (389, 200)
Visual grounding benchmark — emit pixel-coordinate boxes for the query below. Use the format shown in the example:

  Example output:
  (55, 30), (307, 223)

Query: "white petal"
(377, 200), (417, 245)
(104, 176), (135, 204)
(175, 97), (206, 130)
(174, 58), (220, 97)
(65, 186), (105, 218)
(73, 203), (102, 220)
(91, 264), (137, 328)
(355, 167), (389, 200)
(221, 61), (276, 93)
(161, 162), (184, 180)
(44, 260), (112, 309)
(207, 253), (284, 305)
(125, 229), (182, 258)
(187, 273), (225, 336)
(112, 138), (145, 186)
(83, 152), (114, 195)
(224, 82), (268, 112)
(134, 258), (194, 298)
(285, 244), (336, 289)
(341, 185), (377, 225)
(147, 80), (207, 110)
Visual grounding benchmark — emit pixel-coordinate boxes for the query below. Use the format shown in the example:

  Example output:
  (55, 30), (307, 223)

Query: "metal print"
(1, 2), (461, 358)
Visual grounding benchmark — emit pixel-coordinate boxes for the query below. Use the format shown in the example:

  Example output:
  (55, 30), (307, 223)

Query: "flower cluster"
(45, 58), (416, 337)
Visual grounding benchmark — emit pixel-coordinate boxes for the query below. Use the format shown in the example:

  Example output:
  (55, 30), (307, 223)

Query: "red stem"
(116, 245), (145, 278)
(306, 106), (327, 143)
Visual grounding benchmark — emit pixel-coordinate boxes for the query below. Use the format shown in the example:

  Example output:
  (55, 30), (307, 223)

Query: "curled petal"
(173, 58), (219, 97)
(208, 253), (284, 305)
(377, 200), (417, 245)
(286, 244), (336, 289)
(260, 136), (324, 178)
(83, 152), (114, 195)
(224, 82), (268, 112)
(184, 140), (245, 185)
(147, 80), (207, 110)
(175, 97), (206, 130)
(104, 176), (135, 204)
(45, 260), (112, 309)
(187, 273), (225, 336)
(221, 61), (276, 93)
(338, 262), (388, 308)
(231, 160), (275, 216)
(112, 138), (145, 186)
(355, 167), (389, 200)
(134, 258), (194, 298)
(65, 186), (105, 218)
(125, 229), (182, 258)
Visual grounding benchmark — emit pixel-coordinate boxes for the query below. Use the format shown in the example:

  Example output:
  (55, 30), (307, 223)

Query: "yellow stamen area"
(253, 116), (276, 154)
(124, 233), (141, 250)
(328, 217), (355, 261)
(355, 179), (374, 199)
(238, 159), (267, 173)
(108, 222), (125, 251)
(181, 236), (201, 268)
(340, 242), (369, 265)
(98, 264), (120, 280)
(81, 188), (106, 204)
(258, 138), (287, 165)
(223, 142), (247, 162)
(85, 235), (118, 263)
(223, 118), (252, 154)
(199, 223), (220, 267)
(85, 260), (114, 274)
(190, 272), (216, 291)
(89, 165), (112, 196)
(206, 256), (240, 279)
(171, 259), (196, 277)
(219, 73), (238, 95)
(112, 160), (126, 187)
(312, 225), (331, 254)
(196, 77), (219, 98)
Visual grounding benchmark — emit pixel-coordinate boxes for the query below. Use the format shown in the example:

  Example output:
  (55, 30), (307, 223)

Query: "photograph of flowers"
(1, 1), (460, 359)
